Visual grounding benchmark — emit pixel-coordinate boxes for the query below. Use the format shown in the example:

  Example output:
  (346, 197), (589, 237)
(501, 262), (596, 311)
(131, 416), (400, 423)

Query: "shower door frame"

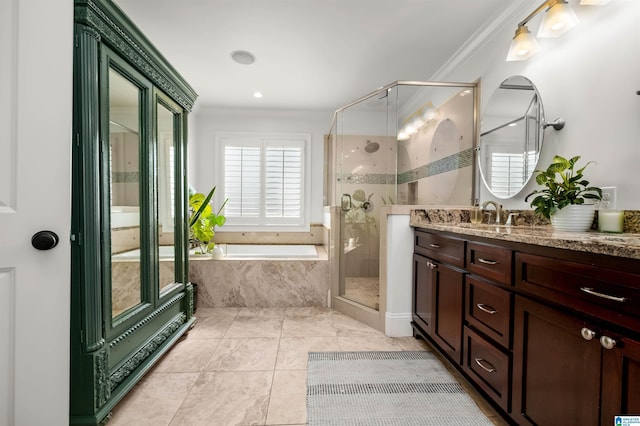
(329, 80), (480, 333)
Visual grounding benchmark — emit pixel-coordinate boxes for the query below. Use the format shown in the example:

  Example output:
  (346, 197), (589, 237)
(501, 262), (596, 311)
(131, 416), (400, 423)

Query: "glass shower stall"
(326, 81), (478, 329)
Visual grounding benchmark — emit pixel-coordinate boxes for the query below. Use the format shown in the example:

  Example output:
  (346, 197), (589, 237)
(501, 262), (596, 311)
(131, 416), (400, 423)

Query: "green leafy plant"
(524, 155), (602, 219)
(189, 186), (228, 254)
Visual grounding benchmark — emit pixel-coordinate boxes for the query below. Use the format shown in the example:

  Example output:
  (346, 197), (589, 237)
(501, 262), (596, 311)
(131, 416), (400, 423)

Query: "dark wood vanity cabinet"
(601, 335), (640, 423)
(513, 295), (640, 426)
(412, 227), (640, 425)
(512, 295), (602, 425)
(412, 231), (466, 364)
(413, 253), (435, 335)
(514, 251), (640, 425)
(463, 241), (513, 413)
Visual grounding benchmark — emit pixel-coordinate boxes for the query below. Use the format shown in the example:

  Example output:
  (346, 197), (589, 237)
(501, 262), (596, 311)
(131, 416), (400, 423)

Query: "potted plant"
(189, 186), (228, 257)
(525, 155), (602, 232)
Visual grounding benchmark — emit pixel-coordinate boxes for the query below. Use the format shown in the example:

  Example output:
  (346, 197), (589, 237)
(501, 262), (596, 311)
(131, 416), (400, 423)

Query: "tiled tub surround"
(190, 246), (329, 308)
(112, 258), (175, 316)
(410, 208), (640, 260)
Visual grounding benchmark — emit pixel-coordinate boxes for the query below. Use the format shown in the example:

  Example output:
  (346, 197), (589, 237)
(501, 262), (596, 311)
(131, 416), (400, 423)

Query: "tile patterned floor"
(108, 307), (507, 426)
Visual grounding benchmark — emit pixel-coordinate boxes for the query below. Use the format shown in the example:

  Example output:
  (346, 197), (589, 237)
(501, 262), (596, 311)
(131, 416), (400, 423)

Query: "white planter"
(550, 204), (596, 232)
(211, 245), (225, 259)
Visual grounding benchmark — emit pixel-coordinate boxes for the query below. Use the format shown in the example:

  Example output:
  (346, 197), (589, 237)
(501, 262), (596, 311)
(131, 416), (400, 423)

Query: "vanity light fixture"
(506, 25), (540, 61)
(538, 0), (579, 38)
(506, 0), (579, 61)
(397, 102), (440, 140)
(579, 0), (610, 5)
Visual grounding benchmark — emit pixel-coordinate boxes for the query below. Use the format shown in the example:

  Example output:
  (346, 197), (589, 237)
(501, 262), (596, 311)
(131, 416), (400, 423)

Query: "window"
(216, 132), (311, 231)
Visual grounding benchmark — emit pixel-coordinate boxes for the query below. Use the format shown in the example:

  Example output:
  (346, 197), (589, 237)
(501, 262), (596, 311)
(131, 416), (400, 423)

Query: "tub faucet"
(481, 201), (502, 224)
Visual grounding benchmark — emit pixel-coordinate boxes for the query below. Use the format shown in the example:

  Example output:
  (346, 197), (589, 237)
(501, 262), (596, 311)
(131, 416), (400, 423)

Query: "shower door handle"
(341, 194), (352, 212)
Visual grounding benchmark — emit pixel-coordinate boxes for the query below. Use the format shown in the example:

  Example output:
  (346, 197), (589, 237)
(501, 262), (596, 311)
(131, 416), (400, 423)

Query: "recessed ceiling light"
(253, 91), (263, 98)
(231, 50), (256, 65)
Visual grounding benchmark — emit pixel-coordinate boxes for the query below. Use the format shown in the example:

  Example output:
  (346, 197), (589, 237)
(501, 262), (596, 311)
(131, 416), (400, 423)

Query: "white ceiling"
(113, 0), (512, 111)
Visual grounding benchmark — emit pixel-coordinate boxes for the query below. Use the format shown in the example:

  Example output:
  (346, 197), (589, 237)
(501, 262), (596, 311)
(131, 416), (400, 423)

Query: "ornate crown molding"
(75, 0), (197, 111)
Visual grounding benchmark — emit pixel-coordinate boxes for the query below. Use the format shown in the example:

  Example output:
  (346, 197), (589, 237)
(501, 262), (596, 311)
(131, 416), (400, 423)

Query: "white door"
(0, 1), (73, 425)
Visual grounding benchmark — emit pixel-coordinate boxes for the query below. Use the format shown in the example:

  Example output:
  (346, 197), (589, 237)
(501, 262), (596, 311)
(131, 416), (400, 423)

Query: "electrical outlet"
(599, 186), (617, 210)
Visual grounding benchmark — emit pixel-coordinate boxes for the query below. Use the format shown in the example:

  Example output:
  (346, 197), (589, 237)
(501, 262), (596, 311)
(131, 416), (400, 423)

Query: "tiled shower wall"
(397, 88), (475, 205)
(338, 135), (396, 277)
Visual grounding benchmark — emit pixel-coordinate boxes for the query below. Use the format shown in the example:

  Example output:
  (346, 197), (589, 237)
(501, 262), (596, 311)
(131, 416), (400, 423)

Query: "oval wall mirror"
(478, 75), (544, 199)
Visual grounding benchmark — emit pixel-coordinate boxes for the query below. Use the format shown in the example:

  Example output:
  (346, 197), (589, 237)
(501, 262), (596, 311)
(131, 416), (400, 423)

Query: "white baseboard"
(384, 312), (413, 337)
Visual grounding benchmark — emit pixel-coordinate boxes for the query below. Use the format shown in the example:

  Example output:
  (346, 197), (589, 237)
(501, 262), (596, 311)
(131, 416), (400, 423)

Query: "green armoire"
(70, 1), (197, 424)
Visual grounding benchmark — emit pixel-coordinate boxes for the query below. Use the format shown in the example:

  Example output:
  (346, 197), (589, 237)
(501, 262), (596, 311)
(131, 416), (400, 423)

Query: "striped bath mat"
(307, 351), (494, 425)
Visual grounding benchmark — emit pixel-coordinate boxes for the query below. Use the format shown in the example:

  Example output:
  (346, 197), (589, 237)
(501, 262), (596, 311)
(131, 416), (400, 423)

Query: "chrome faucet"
(481, 201), (502, 224)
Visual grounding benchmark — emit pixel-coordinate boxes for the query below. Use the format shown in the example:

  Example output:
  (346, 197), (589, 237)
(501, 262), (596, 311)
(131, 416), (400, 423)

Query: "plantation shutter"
(224, 145), (261, 218)
(265, 145), (302, 219)
(219, 133), (308, 230)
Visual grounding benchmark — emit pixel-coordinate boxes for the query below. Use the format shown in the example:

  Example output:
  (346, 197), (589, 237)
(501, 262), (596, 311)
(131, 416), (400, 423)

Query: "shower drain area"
(343, 277), (379, 311)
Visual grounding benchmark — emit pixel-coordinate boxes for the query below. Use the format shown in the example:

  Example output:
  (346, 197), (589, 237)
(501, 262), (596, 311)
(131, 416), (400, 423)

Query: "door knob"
(31, 231), (59, 250)
(600, 335), (617, 350)
(580, 327), (597, 341)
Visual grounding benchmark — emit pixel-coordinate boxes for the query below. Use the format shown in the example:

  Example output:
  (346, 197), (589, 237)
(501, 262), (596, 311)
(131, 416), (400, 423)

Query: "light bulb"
(397, 131), (409, 141)
(411, 117), (425, 130)
(422, 107), (439, 122)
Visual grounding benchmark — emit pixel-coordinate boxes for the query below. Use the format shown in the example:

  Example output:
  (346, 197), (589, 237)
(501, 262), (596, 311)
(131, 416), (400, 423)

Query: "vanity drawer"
(463, 326), (511, 412)
(414, 230), (465, 268)
(516, 252), (640, 323)
(466, 276), (512, 348)
(466, 241), (512, 284)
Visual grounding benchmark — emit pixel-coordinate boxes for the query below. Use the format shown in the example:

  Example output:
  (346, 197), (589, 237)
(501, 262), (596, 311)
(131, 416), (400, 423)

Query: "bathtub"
(111, 206), (140, 228)
(190, 244), (328, 308)
(223, 244), (318, 259)
(112, 246), (176, 261)
(112, 244), (328, 308)
(114, 244), (319, 260)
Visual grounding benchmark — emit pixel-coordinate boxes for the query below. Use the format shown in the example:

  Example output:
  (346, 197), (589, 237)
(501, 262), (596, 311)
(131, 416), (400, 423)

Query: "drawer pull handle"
(580, 287), (627, 303)
(426, 261), (437, 270)
(476, 303), (497, 315)
(474, 357), (496, 373)
(429, 243), (441, 249)
(477, 258), (498, 265)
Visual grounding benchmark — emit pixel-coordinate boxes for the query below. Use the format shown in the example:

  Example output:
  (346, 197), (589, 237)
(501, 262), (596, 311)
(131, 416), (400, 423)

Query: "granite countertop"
(410, 209), (640, 260)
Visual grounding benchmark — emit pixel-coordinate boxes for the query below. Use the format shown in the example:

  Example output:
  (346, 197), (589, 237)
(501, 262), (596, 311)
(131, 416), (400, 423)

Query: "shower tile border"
(397, 147), (474, 184)
(337, 148), (474, 186)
